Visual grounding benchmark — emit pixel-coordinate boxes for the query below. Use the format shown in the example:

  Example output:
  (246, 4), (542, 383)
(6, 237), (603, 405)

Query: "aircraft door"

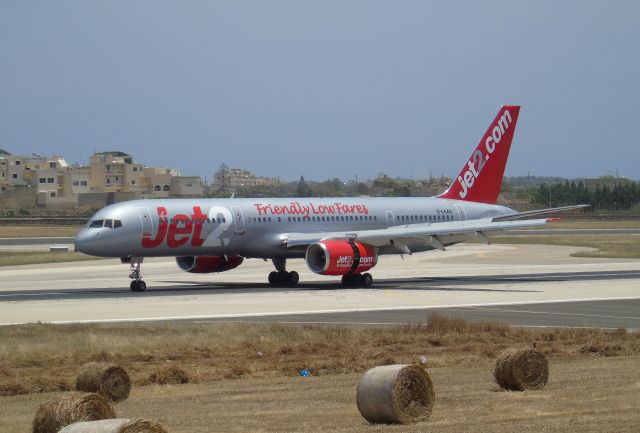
(136, 207), (153, 238)
(455, 204), (467, 221)
(385, 211), (395, 227)
(231, 206), (246, 234)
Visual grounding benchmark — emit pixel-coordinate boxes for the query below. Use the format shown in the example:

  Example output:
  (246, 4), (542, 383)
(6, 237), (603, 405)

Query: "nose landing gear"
(126, 257), (146, 292)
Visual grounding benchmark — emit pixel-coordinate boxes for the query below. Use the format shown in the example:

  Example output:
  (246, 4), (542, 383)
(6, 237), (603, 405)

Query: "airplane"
(74, 105), (587, 292)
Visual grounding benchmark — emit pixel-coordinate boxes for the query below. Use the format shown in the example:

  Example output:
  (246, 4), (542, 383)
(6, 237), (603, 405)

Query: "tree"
(295, 175), (313, 197)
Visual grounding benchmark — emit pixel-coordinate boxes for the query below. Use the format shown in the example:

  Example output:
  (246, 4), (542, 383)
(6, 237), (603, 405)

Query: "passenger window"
(89, 219), (103, 228)
(114, 220), (122, 228)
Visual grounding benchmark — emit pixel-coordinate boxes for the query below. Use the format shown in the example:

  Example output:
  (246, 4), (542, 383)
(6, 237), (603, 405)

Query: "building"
(1, 149), (205, 208)
(89, 151), (145, 193)
(0, 148), (10, 191)
(171, 176), (204, 197)
(69, 165), (91, 195)
(142, 167), (179, 198)
(213, 163), (280, 192)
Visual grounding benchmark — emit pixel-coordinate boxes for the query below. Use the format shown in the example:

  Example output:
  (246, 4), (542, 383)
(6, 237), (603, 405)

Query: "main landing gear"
(341, 273), (373, 287)
(268, 257), (299, 286)
(127, 257), (146, 292)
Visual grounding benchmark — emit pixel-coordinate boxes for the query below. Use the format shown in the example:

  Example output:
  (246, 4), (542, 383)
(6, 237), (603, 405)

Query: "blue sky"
(1, 1), (638, 181)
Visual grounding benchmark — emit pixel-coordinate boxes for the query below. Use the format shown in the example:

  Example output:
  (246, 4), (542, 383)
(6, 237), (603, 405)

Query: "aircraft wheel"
(277, 271), (290, 285)
(342, 274), (361, 287)
(362, 273), (373, 287)
(288, 271), (299, 286)
(268, 271), (278, 285)
(130, 280), (147, 292)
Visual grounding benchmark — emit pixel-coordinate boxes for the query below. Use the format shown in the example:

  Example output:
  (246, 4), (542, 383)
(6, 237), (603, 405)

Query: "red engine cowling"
(176, 255), (244, 273)
(305, 240), (377, 275)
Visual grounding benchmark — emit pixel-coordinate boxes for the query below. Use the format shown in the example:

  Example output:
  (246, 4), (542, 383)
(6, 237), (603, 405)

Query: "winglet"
(438, 105), (520, 204)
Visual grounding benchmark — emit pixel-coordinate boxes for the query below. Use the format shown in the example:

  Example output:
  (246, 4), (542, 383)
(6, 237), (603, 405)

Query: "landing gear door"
(136, 207), (153, 238)
(455, 204), (467, 221)
(385, 211), (395, 227)
(231, 206), (246, 234)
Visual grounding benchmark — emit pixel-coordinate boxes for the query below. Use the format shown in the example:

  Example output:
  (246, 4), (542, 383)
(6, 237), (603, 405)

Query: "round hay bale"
(31, 392), (116, 433)
(494, 348), (549, 391)
(76, 362), (131, 403)
(356, 364), (435, 424)
(59, 419), (168, 433)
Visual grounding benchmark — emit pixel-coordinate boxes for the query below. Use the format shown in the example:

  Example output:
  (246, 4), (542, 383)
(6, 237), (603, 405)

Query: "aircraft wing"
(283, 217), (554, 253)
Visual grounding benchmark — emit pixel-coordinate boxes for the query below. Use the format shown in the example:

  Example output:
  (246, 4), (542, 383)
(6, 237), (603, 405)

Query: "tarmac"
(0, 243), (638, 329)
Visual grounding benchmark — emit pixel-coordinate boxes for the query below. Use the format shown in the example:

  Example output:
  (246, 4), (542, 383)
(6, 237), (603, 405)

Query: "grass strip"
(0, 252), (99, 267)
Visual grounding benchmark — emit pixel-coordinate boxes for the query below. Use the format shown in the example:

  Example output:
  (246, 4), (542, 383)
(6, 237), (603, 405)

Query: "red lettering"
(167, 214), (192, 248)
(141, 207), (168, 248)
(191, 206), (205, 247)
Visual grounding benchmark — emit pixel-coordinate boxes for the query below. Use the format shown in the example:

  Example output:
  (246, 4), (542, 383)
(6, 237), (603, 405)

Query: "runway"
(214, 298), (640, 329)
(1, 243), (639, 329)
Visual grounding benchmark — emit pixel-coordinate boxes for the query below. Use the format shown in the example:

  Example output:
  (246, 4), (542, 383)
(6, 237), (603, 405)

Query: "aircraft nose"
(74, 229), (99, 255)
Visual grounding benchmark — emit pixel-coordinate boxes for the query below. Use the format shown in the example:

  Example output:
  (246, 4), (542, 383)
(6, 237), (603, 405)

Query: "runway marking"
(2, 296), (639, 326)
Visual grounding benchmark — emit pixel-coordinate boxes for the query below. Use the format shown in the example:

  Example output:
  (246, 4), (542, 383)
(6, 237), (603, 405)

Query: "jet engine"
(305, 240), (377, 275)
(176, 255), (244, 273)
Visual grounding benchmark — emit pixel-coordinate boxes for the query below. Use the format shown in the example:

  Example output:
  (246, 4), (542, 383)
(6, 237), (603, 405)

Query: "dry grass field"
(2, 357), (638, 433)
(1, 317), (639, 432)
(0, 251), (98, 267)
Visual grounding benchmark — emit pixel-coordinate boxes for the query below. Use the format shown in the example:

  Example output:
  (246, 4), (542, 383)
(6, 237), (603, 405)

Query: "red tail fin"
(438, 105), (520, 204)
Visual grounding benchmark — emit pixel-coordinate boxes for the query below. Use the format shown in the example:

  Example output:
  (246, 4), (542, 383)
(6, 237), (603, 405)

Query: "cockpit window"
(88, 218), (122, 229)
(89, 219), (104, 228)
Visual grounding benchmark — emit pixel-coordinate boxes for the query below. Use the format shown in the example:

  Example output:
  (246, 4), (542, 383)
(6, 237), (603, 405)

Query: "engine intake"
(176, 255), (244, 273)
(306, 240), (377, 275)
